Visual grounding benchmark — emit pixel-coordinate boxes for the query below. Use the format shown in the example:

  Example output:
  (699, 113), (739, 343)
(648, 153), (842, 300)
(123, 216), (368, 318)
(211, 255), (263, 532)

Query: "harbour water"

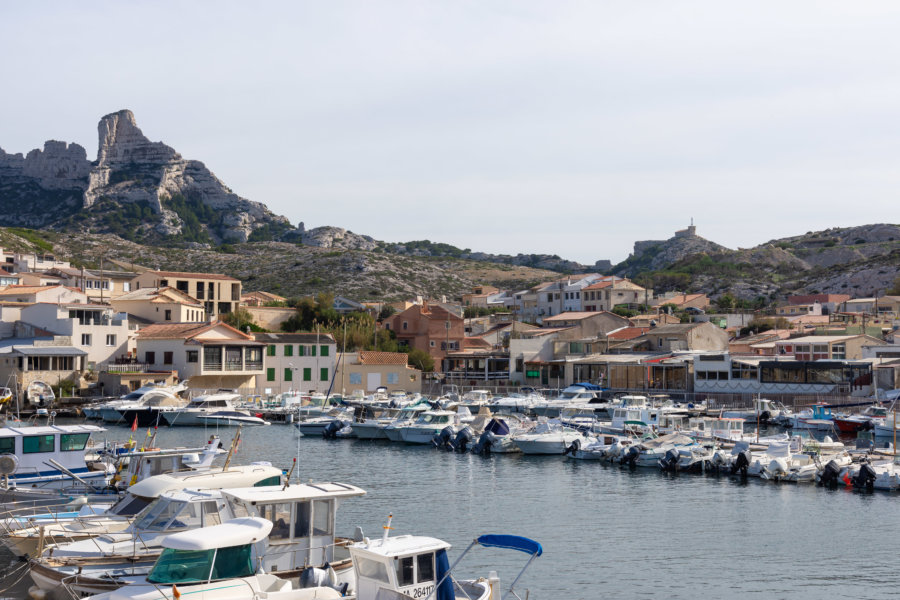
(4, 421), (900, 599)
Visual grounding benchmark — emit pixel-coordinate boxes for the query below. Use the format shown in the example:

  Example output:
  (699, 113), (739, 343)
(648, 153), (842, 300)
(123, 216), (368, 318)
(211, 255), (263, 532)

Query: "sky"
(2, 1), (900, 265)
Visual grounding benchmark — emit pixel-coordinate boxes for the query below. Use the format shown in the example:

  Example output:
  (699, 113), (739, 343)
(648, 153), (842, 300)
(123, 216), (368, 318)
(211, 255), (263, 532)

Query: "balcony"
(201, 345), (263, 373)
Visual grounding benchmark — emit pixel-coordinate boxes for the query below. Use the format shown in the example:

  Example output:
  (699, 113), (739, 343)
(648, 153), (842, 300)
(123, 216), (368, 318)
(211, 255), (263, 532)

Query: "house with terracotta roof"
(111, 287), (206, 324)
(333, 351), (422, 394)
(241, 291), (287, 307)
(132, 270), (242, 318)
(0, 269), (20, 287)
(40, 267), (138, 302)
(383, 301), (465, 363)
(625, 322), (729, 353)
(135, 321), (264, 390)
(652, 292), (710, 311)
(251, 332), (337, 394)
(581, 278), (650, 312)
(0, 285), (87, 304)
(0, 336), (88, 402)
(540, 311), (631, 339)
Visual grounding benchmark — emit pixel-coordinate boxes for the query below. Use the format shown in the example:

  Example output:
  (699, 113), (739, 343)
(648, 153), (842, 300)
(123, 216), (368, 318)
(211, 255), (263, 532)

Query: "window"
(298, 345), (305, 357)
(303, 368), (311, 381)
(320, 345), (329, 357)
(81, 333), (92, 345)
(23, 435), (55, 453)
(164, 309), (172, 321)
(264, 503), (292, 542)
(267, 345), (276, 357)
(320, 367), (328, 381)
(105, 334), (116, 346)
(417, 553), (435, 582)
(0, 437), (14, 454)
(187, 350), (199, 363)
(295, 501), (311, 538)
(123, 282), (131, 292)
(357, 557), (391, 584)
(254, 476), (282, 487)
(430, 341), (435, 347)
(284, 345), (293, 357)
(310, 345), (316, 357)
(832, 344), (846, 360)
(398, 557), (415, 586)
(145, 351), (155, 364)
(148, 548), (215, 584)
(402, 321), (408, 331)
(312, 499), (332, 535)
(350, 373), (362, 385)
(60, 433), (90, 451)
(267, 368), (275, 382)
(284, 368), (293, 382)
(163, 352), (173, 365)
(387, 373), (399, 384)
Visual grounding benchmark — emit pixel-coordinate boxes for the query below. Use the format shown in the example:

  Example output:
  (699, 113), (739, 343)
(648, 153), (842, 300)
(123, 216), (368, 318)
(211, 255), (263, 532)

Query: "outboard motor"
(857, 419), (875, 432)
(432, 426), (455, 450)
(563, 438), (581, 457)
(322, 420), (346, 440)
(818, 459), (842, 488)
(758, 410), (771, 425)
(621, 445), (640, 468)
(452, 426), (473, 452)
(472, 430), (496, 455)
(299, 565), (348, 596)
(659, 448), (680, 472)
(731, 449), (751, 477)
(852, 462), (877, 491)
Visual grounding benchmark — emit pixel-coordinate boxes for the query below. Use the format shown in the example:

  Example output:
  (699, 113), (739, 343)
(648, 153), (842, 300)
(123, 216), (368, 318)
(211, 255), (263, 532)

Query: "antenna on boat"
(283, 457), (297, 490)
(382, 514), (394, 543)
(222, 425), (243, 470)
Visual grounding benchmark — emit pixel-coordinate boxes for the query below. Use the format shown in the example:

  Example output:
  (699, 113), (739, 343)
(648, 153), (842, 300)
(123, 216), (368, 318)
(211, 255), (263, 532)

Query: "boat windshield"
(107, 494), (152, 516)
(135, 498), (192, 531)
(148, 544), (255, 584)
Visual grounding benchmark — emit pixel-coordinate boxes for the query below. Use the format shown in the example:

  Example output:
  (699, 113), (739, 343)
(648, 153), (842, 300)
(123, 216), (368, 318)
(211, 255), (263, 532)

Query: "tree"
(716, 293), (736, 312)
(888, 275), (900, 296)
(406, 348), (434, 372)
(222, 307), (262, 332)
(378, 305), (397, 320)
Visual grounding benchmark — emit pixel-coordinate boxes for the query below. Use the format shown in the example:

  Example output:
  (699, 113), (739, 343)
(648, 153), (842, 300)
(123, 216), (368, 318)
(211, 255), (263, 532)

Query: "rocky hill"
(621, 224), (900, 301)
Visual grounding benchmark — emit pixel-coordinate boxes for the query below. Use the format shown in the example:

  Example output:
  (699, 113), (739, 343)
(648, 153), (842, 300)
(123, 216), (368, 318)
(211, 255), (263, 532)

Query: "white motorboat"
(511, 418), (585, 455)
(488, 390), (546, 415)
(565, 433), (633, 460)
(619, 433), (696, 468)
(196, 411), (270, 426)
(530, 383), (607, 418)
(98, 382), (189, 426)
(26, 380), (55, 406)
(397, 410), (460, 445)
(293, 407), (355, 437)
(470, 415), (535, 454)
(722, 397), (788, 422)
(162, 392), (248, 426)
(789, 404), (840, 432)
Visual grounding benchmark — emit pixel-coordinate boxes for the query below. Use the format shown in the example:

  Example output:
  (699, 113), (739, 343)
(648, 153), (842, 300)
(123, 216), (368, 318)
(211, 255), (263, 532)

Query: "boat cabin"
(184, 393), (240, 410)
(118, 437), (224, 483)
(350, 535), (451, 600)
(0, 424), (107, 486)
(222, 481), (366, 574)
(414, 411), (456, 426)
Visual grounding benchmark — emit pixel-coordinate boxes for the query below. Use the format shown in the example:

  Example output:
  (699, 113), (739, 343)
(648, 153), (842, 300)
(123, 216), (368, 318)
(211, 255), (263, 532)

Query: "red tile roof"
(358, 351), (409, 366)
(147, 270), (239, 282)
(136, 321), (254, 341)
(608, 326), (650, 340)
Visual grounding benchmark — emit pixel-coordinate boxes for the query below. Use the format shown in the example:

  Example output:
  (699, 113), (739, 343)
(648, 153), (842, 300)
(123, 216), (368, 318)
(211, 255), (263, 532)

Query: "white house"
(252, 332), (337, 394)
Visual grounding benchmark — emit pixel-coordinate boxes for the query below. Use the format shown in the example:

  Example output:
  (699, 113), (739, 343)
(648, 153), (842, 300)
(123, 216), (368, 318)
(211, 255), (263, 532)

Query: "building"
(653, 293), (711, 311)
(384, 301), (464, 363)
(132, 271), (241, 318)
(0, 269), (20, 286)
(241, 291), (287, 307)
(334, 351), (422, 395)
(461, 285), (500, 308)
(774, 334), (884, 361)
(0, 337), (88, 401)
(41, 267), (137, 302)
(540, 311), (632, 340)
(333, 296), (366, 314)
(775, 303), (823, 317)
(693, 353), (873, 397)
(581, 279), (649, 312)
(111, 287), (206, 324)
(135, 321), (264, 391)
(0, 285), (87, 304)
(16, 302), (135, 366)
(252, 332), (337, 394)
(627, 322), (730, 353)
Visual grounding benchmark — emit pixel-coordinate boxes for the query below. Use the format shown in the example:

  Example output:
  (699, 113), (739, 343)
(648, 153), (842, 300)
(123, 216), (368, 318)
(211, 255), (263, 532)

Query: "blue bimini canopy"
(477, 535), (543, 556)
(572, 382), (602, 391)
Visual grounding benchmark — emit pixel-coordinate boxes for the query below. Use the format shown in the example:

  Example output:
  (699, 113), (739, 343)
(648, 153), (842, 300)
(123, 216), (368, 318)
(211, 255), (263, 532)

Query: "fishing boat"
(834, 405), (889, 433)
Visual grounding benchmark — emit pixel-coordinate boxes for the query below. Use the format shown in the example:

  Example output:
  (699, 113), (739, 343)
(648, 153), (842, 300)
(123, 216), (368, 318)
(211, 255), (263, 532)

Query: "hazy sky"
(3, 2), (900, 264)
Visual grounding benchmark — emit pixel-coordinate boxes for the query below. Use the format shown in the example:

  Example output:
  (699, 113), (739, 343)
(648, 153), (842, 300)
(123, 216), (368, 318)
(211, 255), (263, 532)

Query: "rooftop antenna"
(382, 514), (394, 543)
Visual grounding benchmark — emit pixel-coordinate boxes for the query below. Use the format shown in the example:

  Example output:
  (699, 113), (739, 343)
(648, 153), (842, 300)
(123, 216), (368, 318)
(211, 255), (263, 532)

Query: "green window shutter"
(310, 345), (316, 357)
(320, 345), (329, 357)
(284, 345), (293, 357)
(320, 367), (328, 381)
(303, 368), (312, 381)
(298, 345), (305, 357)
(266, 368), (275, 382)
(284, 368), (293, 382)
(267, 345), (276, 357)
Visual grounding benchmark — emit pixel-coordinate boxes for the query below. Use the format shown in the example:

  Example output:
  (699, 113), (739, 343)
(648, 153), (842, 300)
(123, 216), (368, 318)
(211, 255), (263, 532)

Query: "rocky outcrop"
(302, 226), (377, 250)
(615, 228), (730, 276)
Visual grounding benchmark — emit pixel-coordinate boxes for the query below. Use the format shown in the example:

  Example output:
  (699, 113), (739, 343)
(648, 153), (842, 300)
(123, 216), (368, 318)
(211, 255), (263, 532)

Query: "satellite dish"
(0, 454), (19, 475)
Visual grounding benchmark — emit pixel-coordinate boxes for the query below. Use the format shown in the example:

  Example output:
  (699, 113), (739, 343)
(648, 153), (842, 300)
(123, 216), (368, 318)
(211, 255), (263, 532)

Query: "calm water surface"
(4, 422), (900, 599)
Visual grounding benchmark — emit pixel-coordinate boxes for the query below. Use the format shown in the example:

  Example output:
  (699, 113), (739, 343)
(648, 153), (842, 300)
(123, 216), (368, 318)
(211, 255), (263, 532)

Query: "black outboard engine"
(299, 565), (349, 596)
(621, 445), (640, 468)
(563, 438), (581, 457)
(853, 462), (877, 491)
(857, 419), (875, 432)
(818, 459), (842, 488)
(472, 430), (496, 455)
(452, 426), (473, 452)
(432, 426), (455, 450)
(731, 449), (751, 477)
(758, 410), (771, 425)
(659, 448), (680, 472)
(322, 420), (346, 440)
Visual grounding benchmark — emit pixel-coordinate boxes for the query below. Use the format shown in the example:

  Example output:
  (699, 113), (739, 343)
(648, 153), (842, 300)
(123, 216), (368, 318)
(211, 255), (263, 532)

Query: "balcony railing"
(443, 370), (510, 381)
(106, 363), (151, 373)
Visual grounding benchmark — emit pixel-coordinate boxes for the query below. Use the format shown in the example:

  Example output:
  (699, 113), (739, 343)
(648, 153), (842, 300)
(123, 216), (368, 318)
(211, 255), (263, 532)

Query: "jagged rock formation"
(614, 224), (730, 276)
(300, 226), (378, 250)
